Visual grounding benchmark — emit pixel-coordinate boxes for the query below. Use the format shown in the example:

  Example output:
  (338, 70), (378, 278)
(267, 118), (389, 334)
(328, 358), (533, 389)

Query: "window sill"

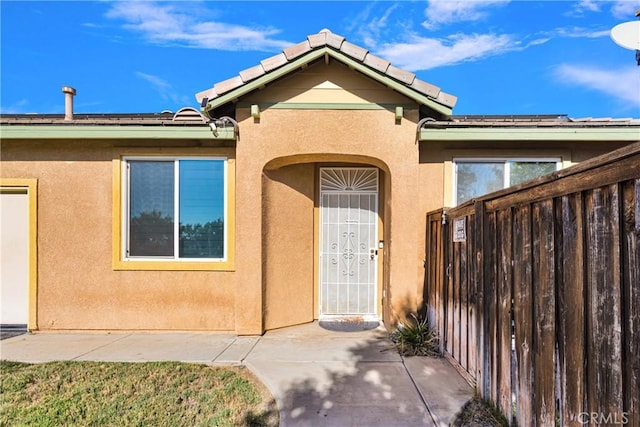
(112, 259), (235, 271)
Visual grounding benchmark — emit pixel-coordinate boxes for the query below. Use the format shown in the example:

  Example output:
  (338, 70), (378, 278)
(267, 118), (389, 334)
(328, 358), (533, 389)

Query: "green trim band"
(237, 102), (418, 111)
(419, 127), (640, 142)
(0, 125), (236, 140)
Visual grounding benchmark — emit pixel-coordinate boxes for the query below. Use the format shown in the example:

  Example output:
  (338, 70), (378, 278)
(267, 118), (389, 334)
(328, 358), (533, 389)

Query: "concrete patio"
(0, 322), (473, 427)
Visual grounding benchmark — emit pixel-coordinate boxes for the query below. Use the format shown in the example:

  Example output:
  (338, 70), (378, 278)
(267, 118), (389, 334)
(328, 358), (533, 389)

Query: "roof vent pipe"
(62, 86), (76, 120)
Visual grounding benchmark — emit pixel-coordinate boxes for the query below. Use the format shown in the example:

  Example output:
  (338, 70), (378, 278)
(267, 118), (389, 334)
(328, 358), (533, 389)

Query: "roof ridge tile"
(260, 52), (288, 72)
(340, 40), (368, 61)
(283, 40), (313, 61)
(196, 28), (458, 111)
(307, 32), (327, 48)
(386, 64), (416, 85)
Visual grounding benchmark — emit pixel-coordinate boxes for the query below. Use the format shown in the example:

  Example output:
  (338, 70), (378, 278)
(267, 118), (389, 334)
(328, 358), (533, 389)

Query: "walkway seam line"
(401, 356), (442, 427)
(239, 336), (261, 364)
(71, 334), (132, 361)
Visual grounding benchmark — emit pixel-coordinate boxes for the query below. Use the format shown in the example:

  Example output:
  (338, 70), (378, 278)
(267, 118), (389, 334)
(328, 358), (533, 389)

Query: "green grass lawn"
(0, 361), (278, 427)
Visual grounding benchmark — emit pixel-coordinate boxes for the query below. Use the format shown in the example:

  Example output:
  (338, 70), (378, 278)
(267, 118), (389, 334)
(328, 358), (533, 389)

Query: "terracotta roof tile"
(197, 29), (458, 111)
(195, 88), (217, 104)
(283, 40), (313, 60)
(386, 64), (416, 85)
(325, 31), (345, 49)
(260, 53), (288, 72)
(362, 53), (390, 73)
(214, 75), (244, 96)
(410, 79), (440, 99)
(435, 92), (458, 108)
(340, 40), (368, 61)
(307, 32), (327, 48)
(239, 64), (266, 83)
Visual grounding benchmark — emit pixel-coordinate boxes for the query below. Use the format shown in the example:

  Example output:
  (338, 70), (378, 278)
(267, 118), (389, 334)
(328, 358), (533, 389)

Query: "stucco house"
(1, 29), (638, 335)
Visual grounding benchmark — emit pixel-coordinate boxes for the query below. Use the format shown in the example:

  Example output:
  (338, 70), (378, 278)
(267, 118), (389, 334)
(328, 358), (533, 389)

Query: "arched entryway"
(262, 155), (389, 331)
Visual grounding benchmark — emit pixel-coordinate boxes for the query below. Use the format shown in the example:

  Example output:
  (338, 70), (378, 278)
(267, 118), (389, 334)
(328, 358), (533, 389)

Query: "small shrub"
(390, 313), (440, 357)
(452, 396), (509, 426)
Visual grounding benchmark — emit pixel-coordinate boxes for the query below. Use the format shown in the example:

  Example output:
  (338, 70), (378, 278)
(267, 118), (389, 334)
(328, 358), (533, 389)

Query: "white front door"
(1, 189), (30, 326)
(319, 168), (378, 317)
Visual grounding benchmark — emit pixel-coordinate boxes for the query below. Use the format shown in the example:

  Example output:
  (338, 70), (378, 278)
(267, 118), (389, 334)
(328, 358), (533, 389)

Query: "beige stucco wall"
(235, 107), (424, 332)
(262, 164), (316, 330)
(1, 140), (236, 331)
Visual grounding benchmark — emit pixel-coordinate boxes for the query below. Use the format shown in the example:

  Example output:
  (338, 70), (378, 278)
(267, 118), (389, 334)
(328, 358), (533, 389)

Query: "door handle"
(370, 248), (378, 259)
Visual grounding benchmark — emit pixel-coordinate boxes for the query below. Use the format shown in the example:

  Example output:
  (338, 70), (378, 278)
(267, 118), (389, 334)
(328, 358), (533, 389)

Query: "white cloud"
(422, 0), (510, 30)
(554, 64), (640, 108)
(543, 26), (611, 39)
(376, 33), (516, 70)
(349, 3), (401, 47)
(610, 0), (640, 19)
(570, 0), (640, 19)
(0, 99), (30, 114)
(135, 72), (189, 105)
(574, 0), (601, 15)
(105, 1), (290, 51)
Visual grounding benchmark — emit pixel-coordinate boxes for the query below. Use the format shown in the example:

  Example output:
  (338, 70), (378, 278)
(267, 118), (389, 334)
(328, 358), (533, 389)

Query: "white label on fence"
(453, 217), (466, 242)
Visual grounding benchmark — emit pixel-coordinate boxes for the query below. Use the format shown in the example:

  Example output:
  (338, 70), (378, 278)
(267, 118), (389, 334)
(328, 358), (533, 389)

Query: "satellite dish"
(610, 21), (640, 50)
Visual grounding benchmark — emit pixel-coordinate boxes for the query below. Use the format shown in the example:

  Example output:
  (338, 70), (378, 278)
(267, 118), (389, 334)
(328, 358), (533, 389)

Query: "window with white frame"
(122, 157), (227, 261)
(454, 158), (560, 205)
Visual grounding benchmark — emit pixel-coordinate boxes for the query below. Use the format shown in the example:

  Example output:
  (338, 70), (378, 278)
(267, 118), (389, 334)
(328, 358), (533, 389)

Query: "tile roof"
(419, 115), (640, 128)
(195, 28), (458, 111)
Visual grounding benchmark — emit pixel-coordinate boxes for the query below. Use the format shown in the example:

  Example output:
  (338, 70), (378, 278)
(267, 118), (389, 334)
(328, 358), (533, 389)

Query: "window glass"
(129, 161), (174, 257)
(179, 160), (225, 259)
(509, 161), (557, 186)
(454, 159), (559, 205)
(456, 162), (504, 205)
(125, 158), (225, 261)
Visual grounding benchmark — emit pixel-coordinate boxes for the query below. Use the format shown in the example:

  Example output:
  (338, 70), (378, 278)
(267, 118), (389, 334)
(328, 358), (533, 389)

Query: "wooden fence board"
(486, 211), (499, 405)
(475, 201), (489, 397)
(497, 208), (513, 419)
(513, 205), (534, 426)
(453, 238), (461, 362)
(446, 218), (454, 356)
(585, 185), (624, 418)
(467, 215), (478, 381)
(460, 236), (469, 372)
(558, 193), (586, 426)
(423, 143), (640, 426)
(622, 180), (640, 426)
(532, 200), (556, 426)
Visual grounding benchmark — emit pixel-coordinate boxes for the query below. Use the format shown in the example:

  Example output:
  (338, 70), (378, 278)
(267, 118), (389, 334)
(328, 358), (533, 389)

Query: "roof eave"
(0, 125), (237, 140)
(202, 47), (453, 118)
(419, 126), (640, 142)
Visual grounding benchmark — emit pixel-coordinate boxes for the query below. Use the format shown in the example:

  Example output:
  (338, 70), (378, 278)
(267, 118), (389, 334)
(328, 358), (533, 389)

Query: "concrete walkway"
(0, 322), (473, 427)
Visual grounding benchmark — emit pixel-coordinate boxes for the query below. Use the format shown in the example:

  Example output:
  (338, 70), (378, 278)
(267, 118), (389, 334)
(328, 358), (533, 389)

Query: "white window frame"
(121, 156), (228, 262)
(453, 157), (561, 206)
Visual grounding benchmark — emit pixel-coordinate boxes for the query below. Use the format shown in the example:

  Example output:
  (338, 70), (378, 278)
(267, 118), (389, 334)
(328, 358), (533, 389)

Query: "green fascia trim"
(0, 125), (236, 140)
(237, 102), (417, 111)
(419, 127), (640, 142)
(204, 47), (452, 117)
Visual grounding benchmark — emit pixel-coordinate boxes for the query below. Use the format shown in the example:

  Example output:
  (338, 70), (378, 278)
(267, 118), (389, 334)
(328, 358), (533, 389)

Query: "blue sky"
(2, 0), (639, 118)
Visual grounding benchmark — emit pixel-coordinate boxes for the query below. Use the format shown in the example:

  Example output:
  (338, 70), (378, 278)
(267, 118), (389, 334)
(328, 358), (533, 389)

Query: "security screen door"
(319, 168), (378, 316)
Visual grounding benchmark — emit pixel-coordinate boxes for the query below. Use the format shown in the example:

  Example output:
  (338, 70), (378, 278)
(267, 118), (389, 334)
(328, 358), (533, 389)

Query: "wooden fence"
(425, 142), (640, 426)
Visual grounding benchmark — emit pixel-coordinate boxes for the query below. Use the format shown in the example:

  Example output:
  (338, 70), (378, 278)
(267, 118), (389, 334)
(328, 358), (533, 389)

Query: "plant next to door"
(391, 313), (440, 357)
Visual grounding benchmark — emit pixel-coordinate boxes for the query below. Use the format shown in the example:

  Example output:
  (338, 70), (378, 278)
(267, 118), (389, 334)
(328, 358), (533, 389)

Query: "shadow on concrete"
(246, 323), (438, 427)
(0, 325), (26, 341)
(318, 320), (380, 332)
